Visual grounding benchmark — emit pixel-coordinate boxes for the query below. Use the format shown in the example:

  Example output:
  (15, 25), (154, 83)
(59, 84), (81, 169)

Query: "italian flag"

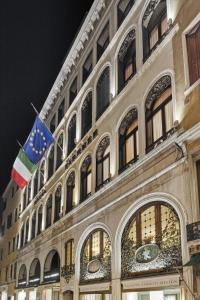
(11, 149), (36, 189)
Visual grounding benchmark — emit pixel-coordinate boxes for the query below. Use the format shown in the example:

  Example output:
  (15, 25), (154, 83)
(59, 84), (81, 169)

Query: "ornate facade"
(1, 0), (200, 299)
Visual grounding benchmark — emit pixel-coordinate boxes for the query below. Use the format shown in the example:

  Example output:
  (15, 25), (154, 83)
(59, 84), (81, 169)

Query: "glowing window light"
(44, 272), (59, 279)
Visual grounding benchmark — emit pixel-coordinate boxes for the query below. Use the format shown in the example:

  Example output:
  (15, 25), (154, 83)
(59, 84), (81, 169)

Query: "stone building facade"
(0, 0), (200, 299)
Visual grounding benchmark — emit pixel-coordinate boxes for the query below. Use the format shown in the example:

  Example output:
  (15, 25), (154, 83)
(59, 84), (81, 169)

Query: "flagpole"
(30, 102), (39, 115)
(17, 140), (23, 148)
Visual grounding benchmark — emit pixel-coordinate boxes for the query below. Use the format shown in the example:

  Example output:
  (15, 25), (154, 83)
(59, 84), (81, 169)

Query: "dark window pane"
(81, 92), (92, 138)
(82, 51), (93, 84)
(58, 100), (65, 124)
(117, 0), (135, 28)
(97, 23), (109, 61)
(68, 115), (76, 155)
(50, 115), (56, 133)
(69, 77), (77, 105)
(96, 67), (110, 120)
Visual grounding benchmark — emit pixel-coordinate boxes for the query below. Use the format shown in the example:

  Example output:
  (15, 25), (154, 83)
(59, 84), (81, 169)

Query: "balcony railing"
(61, 264), (75, 283)
(187, 221), (200, 241)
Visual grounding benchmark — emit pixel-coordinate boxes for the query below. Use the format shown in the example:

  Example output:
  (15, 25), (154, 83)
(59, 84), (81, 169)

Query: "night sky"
(0, 0), (94, 195)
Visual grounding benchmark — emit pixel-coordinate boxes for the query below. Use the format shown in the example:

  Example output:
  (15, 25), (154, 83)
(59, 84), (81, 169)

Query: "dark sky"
(0, 0), (94, 195)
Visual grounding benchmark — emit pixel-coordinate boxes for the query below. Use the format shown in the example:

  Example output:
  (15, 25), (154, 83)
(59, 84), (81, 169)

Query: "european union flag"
(23, 116), (54, 164)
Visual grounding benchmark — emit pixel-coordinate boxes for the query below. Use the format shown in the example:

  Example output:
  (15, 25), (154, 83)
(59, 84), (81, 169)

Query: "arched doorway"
(29, 258), (40, 286)
(44, 250), (60, 283)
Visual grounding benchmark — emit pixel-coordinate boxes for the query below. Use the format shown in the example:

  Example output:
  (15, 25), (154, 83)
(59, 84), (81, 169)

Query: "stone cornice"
(39, 0), (106, 121)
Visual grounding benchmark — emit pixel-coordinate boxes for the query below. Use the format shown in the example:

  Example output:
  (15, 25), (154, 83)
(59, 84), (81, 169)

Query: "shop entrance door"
(63, 291), (73, 300)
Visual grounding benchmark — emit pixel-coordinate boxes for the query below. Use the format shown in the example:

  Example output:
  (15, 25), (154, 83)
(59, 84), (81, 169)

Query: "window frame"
(65, 239), (74, 271)
(182, 13), (200, 92)
(97, 22), (110, 62)
(117, 0), (135, 29)
(145, 91), (173, 153)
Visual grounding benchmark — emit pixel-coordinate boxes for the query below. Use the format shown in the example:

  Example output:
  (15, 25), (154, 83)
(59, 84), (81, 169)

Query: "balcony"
(61, 264), (75, 283)
(187, 221), (200, 241)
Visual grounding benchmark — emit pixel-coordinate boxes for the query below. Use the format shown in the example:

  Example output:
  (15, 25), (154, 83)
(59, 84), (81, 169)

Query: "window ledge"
(184, 78), (200, 97)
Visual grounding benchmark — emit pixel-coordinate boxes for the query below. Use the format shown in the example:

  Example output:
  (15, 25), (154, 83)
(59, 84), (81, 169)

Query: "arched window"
(81, 92), (92, 138)
(66, 172), (75, 213)
(145, 75), (173, 152)
(46, 195), (52, 229)
(18, 264), (27, 288)
(80, 230), (111, 283)
(142, 0), (168, 61)
(33, 170), (39, 198)
(56, 133), (63, 170)
(96, 67), (110, 120)
(24, 218), (29, 245)
(37, 205), (43, 235)
(119, 108), (139, 173)
(96, 136), (110, 190)
(68, 115), (76, 155)
(121, 202), (182, 278)
(48, 146), (54, 180)
(29, 258), (40, 287)
(117, 0), (135, 28)
(118, 30), (136, 93)
(54, 186), (62, 223)
(44, 250), (60, 283)
(39, 161), (45, 190)
(31, 211), (36, 240)
(20, 224), (25, 248)
(80, 156), (92, 202)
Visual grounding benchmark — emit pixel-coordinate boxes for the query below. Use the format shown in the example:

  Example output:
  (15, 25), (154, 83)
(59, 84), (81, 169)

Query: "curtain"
(126, 135), (134, 163)
(153, 111), (162, 141)
(165, 100), (173, 132)
(150, 26), (158, 50)
(103, 156), (109, 181)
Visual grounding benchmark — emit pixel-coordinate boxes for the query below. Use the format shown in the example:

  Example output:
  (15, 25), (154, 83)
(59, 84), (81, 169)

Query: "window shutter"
(187, 33), (199, 85)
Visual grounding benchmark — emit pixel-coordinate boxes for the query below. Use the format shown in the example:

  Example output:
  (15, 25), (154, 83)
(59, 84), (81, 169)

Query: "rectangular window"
(69, 77), (78, 105)
(165, 100), (173, 132)
(118, 0), (135, 28)
(82, 51), (93, 84)
(7, 213), (12, 229)
(0, 249), (3, 261)
(50, 114), (56, 133)
(126, 135), (134, 163)
(103, 156), (110, 182)
(58, 100), (65, 125)
(92, 231), (100, 257)
(197, 160), (200, 211)
(65, 240), (74, 267)
(186, 21), (200, 86)
(13, 237), (16, 252)
(87, 172), (92, 195)
(97, 23), (109, 61)
(153, 110), (163, 141)
(14, 208), (18, 222)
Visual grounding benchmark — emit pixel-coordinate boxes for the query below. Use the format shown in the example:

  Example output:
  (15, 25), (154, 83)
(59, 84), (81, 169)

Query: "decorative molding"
(118, 30), (135, 62)
(67, 171), (75, 186)
(81, 155), (92, 172)
(119, 108), (137, 135)
(96, 136), (110, 159)
(145, 75), (171, 110)
(143, 0), (160, 26)
(40, 0), (106, 120)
